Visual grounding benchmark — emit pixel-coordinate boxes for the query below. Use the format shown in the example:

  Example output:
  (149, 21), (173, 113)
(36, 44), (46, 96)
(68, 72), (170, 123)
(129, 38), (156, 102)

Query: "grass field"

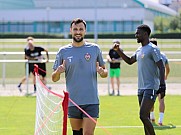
(0, 95), (181, 135)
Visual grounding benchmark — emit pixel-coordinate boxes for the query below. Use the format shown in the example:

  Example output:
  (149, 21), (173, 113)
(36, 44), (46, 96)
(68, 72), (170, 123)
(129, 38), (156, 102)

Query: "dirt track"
(0, 83), (180, 96)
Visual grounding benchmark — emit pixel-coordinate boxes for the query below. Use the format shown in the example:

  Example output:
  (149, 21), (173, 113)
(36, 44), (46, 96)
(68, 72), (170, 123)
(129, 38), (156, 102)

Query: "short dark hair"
(70, 18), (86, 28)
(150, 38), (157, 46)
(137, 24), (151, 36)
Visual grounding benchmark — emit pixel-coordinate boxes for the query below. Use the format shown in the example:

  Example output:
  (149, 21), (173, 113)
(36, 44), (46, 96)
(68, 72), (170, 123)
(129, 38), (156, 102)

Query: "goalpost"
(34, 65), (69, 135)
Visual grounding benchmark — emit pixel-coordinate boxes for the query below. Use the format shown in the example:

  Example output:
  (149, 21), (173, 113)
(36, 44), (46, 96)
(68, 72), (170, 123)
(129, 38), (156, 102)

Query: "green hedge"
(0, 32), (180, 39)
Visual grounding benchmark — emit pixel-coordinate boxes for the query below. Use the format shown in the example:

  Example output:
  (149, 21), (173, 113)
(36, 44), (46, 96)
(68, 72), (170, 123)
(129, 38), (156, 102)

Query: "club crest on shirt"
(85, 53), (91, 61)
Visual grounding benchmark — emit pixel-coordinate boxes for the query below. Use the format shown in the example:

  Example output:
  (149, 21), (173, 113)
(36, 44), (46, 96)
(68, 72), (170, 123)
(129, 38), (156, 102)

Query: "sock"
(150, 112), (155, 120)
(18, 83), (22, 87)
(73, 128), (83, 135)
(112, 90), (114, 94)
(79, 128), (83, 134)
(34, 85), (36, 92)
(158, 112), (164, 123)
(117, 90), (120, 95)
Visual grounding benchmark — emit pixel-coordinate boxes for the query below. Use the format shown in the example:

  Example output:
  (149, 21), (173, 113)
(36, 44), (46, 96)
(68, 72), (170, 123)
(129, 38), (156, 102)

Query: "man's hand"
(96, 62), (104, 75)
(57, 60), (66, 74)
(113, 43), (120, 51)
(52, 60), (66, 82)
(156, 84), (166, 99)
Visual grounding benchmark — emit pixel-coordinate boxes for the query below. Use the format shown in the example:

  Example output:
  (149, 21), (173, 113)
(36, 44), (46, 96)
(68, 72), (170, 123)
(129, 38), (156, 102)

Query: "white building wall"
(0, 8), (146, 22)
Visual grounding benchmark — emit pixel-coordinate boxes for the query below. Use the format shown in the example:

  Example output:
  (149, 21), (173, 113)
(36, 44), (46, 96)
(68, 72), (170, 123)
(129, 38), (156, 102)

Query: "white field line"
(65, 125), (181, 129)
(96, 125), (180, 128)
(1, 125), (180, 131)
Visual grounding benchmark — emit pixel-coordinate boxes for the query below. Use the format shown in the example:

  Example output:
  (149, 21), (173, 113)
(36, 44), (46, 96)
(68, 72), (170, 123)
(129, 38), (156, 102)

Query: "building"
(0, 0), (178, 34)
(169, 0), (181, 12)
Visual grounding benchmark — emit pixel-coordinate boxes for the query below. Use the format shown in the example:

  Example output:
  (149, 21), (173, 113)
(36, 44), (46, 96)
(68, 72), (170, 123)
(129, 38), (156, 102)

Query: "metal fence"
(1, 51), (181, 95)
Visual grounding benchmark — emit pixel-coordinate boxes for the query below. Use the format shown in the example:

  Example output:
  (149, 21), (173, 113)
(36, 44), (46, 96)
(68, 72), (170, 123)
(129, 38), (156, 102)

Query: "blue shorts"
(68, 104), (99, 119)
(138, 89), (157, 102)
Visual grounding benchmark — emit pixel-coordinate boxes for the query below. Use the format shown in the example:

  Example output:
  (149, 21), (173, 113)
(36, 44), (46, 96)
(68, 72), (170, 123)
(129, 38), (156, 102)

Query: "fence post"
(2, 53), (6, 87)
(26, 61), (29, 94)
(107, 62), (110, 95)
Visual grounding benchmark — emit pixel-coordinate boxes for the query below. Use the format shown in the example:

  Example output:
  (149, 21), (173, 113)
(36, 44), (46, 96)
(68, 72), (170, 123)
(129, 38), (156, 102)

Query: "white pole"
(26, 62), (29, 94)
(107, 62), (110, 95)
(94, 0), (98, 43)
(2, 54), (6, 87)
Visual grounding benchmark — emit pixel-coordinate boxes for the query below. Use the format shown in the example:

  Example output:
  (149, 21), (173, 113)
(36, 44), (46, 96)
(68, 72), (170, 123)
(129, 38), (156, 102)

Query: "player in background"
(17, 36), (49, 93)
(149, 38), (170, 126)
(52, 18), (108, 135)
(113, 24), (166, 135)
(107, 39), (123, 96)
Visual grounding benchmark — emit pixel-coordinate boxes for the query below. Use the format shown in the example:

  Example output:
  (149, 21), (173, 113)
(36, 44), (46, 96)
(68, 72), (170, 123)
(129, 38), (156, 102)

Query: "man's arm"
(156, 60), (165, 85)
(156, 59), (166, 99)
(25, 54), (36, 60)
(114, 43), (136, 65)
(44, 49), (49, 62)
(106, 55), (112, 62)
(96, 62), (108, 78)
(52, 60), (65, 82)
(165, 63), (170, 80)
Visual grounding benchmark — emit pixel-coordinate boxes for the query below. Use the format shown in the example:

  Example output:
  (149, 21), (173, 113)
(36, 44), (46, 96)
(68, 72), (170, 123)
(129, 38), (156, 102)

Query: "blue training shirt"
(161, 52), (168, 66)
(53, 42), (105, 107)
(132, 42), (162, 90)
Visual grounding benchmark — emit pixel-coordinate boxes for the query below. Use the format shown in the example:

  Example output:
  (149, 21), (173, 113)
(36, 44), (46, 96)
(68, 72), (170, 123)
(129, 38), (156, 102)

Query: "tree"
(154, 16), (171, 33)
(154, 10), (181, 33)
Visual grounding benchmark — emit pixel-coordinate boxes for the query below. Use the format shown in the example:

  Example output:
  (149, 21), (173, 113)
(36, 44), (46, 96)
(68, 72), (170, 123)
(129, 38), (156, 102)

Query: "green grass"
(0, 95), (180, 135)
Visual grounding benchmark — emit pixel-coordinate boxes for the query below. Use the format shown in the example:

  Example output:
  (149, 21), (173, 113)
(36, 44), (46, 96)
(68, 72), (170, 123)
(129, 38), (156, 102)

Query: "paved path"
(0, 83), (180, 96)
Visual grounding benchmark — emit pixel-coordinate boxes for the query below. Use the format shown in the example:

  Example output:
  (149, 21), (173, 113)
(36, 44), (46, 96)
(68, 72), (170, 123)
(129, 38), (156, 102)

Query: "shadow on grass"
(25, 92), (36, 97)
(153, 123), (176, 130)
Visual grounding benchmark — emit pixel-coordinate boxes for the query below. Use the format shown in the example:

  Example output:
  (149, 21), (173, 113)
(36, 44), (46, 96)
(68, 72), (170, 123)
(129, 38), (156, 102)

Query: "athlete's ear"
(70, 27), (72, 34)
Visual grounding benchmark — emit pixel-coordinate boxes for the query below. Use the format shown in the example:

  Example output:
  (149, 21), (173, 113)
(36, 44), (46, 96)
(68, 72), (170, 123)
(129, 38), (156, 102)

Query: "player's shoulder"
(161, 52), (166, 56)
(148, 42), (160, 52)
(55, 44), (72, 55)
(85, 42), (101, 50)
(34, 46), (44, 50)
(24, 46), (29, 50)
(161, 52), (167, 59)
(135, 46), (142, 52)
(149, 42), (158, 49)
(59, 44), (72, 50)
(85, 41), (99, 47)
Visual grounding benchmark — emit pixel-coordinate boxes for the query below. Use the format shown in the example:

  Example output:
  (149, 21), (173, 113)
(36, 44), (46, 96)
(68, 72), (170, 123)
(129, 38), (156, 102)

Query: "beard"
(137, 40), (141, 43)
(136, 38), (141, 43)
(73, 36), (84, 43)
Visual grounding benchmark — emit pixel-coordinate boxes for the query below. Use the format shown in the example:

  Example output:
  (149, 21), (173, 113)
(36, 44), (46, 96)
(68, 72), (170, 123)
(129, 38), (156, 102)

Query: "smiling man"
(52, 18), (108, 135)
(113, 24), (166, 135)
